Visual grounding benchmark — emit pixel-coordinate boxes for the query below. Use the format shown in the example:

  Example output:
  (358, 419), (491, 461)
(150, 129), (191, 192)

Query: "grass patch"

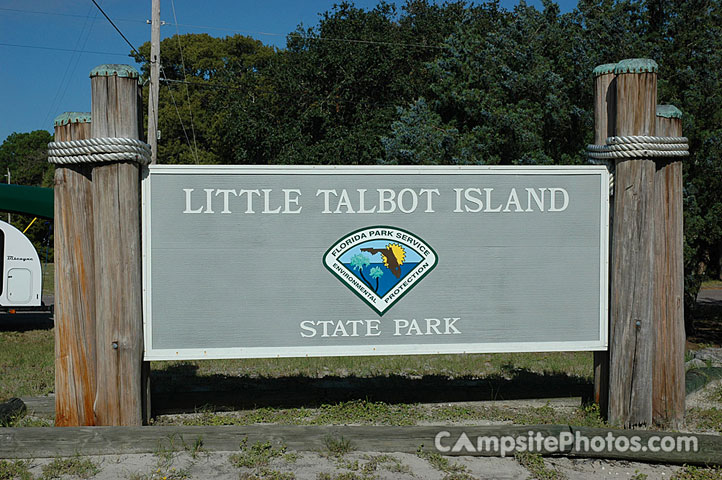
(129, 467), (190, 480)
(240, 470), (295, 480)
(151, 351), (593, 385)
(686, 407), (722, 433)
(671, 465), (722, 480)
(129, 435), (193, 480)
(0, 329), (54, 399)
(315, 400), (419, 426)
(0, 459), (33, 480)
(42, 263), (54, 297)
(10, 415), (53, 427)
(317, 473), (373, 480)
(337, 454), (408, 475)
(514, 452), (566, 480)
(41, 455), (100, 479)
(701, 279), (722, 289)
(230, 438), (289, 469)
(322, 436), (354, 458)
(428, 402), (607, 428)
(416, 446), (470, 477)
(160, 399), (606, 428)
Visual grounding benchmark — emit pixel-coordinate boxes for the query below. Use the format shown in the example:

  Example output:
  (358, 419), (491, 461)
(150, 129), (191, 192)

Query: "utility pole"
(148, 0), (161, 164)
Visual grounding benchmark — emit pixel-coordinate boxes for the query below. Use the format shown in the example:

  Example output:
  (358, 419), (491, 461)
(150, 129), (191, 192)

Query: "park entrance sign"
(142, 165), (609, 360)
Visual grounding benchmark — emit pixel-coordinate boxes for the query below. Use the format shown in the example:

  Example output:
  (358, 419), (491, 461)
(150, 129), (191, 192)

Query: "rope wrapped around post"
(48, 137), (151, 165)
(587, 135), (689, 192)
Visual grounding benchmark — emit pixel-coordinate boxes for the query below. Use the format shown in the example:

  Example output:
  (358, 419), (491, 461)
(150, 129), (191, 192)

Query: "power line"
(1, 5), (447, 51)
(0, 6), (142, 24)
(168, 22), (448, 50)
(43, 2), (100, 128)
(170, 0), (200, 164)
(90, 0), (146, 60)
(0, 42), (130, 56)
(86, 0), (196, 161)
(160, 66), (196, 160)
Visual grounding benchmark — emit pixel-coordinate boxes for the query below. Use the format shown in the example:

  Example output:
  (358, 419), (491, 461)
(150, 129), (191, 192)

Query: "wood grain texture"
(652, 113), (685, 428)
(594, 72), (616, 144)
(609, 71), (657, 428)
(53, 119), (97, 427)
(1, 425), (720, 465)
(592, 71), (616, 419)
(90, 73), (144, 426)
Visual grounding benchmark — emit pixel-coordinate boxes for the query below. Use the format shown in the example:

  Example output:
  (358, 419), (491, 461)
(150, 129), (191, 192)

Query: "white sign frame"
(142, 165), (609, 361)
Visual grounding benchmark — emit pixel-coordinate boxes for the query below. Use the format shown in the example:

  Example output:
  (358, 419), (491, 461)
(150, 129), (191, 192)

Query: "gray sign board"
(142, 165), (609, 360)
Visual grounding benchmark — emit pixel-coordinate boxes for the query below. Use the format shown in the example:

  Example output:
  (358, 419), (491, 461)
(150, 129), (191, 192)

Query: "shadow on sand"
(150, 363), (592, 415)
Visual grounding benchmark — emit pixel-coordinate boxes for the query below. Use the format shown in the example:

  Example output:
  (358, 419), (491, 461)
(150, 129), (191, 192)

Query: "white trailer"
(0, 220), (42, 309)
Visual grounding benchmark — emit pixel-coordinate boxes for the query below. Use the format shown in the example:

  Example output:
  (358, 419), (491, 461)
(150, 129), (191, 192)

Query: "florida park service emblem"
(324, 226), (437, 315)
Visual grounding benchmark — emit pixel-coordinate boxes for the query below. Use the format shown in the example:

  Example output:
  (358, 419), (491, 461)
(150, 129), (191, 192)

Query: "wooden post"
(53, 112), (97, 427)
(653, 105), (685, 427)
(90, 65), (145, 426)
(608, 59), (658, 428)
(592, 64), (617, 419)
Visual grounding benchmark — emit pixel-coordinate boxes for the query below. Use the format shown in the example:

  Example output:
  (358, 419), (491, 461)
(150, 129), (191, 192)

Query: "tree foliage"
(0, 130), (54, 260)
(132, 33), (275, 164)
(3, 0), (721, 323)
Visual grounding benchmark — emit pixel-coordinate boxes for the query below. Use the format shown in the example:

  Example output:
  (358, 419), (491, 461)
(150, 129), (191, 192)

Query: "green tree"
(0, 130), (54, 187)
(132, 33), (274, 164)
(218, 1), (466, 165)
(369, 266), (384, 292)
(350, 253), (373, 289)
(0, 130), (54, 260)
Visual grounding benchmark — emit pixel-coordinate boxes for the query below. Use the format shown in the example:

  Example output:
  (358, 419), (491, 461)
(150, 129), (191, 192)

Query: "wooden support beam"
(90, 65), (145, 426)
(53, 112), (97, 427)
(2, 425), (722, 466)
(608, 59), (658, 428)
(591, 63), (617, 420)
(652, 105), (685, 428)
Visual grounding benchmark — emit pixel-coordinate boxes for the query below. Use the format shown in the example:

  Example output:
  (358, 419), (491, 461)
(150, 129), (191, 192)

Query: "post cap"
(614, 58), (658, 74)
(656, 105), (683, 119)
(593, 63), (618, 77)
(90, 64), (139, 78)
(53, 112), (91, 127)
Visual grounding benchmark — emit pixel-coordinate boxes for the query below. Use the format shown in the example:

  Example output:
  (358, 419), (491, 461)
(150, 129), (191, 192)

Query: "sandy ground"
(18, 450), (686, 480)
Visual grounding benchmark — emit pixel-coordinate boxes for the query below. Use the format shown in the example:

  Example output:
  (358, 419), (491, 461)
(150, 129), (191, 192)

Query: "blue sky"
(0, 0), (578, 146)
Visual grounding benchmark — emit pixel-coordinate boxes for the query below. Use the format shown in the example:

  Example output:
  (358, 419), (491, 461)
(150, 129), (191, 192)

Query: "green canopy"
(0, 184), (54, 219)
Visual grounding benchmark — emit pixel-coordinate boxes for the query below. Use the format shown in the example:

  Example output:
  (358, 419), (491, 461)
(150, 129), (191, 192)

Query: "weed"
(316, 473), (375, 480)
(282, 452), (299, 463)
(514, 452), (565, 480)
(416, 445), (467, 474)
(230, 438), (288, 469)
(128, 467), (190, 480)
(687, 407), (722, 433)
(10, 416), (53, 428)
(631, 471), (649, 480)
(182, 436), (207, 459)
(240, 469), (296, 480)
(313, 400), (420, 426)
(323, 436), (354, 458)
(41, 455), (100, 479)
(671, 465), (722, 480)
(0, 459), (33, 480)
